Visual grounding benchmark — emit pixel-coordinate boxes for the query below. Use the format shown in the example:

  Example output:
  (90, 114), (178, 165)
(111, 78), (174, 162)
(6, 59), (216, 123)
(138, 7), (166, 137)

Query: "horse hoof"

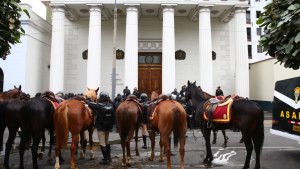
(38, 153), (43, 159)
(159, 159), (164, 162)
(148, 157), (154, 161)
(48, 157), (53, 161)
(122, 162), (126, 167)
(222, 144), (227, 148)
(136, 152), (140, 156)
(212, 140), (216, 144)
(90, 156), (95, 160)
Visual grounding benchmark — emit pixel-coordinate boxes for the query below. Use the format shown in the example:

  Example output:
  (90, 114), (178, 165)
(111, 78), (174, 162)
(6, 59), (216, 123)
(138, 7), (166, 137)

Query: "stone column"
(124, 4), (139, 91)
(198, 5), (213, 94)
(87, 5), (102, 89)
(234, 7), (249, 98)
(162, 4), (176, 94)
(49, 6), (65, 93)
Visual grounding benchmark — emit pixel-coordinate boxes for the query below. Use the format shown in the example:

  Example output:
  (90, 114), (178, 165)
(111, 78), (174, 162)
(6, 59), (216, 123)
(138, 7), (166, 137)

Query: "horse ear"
(87, 87), (90, 91)
(193, 81), (196, 85)
(188, 80), (190, 85)
(14, 85), (17, 89)
(95, 87), (99, 93)
(18, 85), (22, 90)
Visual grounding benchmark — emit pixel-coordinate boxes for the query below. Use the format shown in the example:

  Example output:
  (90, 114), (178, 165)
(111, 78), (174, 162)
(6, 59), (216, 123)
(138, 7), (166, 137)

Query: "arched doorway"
(138, 52), (162, 96)
(0, 68), (4, 92)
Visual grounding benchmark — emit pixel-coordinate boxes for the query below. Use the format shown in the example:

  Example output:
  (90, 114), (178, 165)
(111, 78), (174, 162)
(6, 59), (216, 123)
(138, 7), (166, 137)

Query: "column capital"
(198, 4), (214, 13)
(50, 4), (65, 13)
(161, 4), (177, 12)
(234, 5), (249, 13)
(87, 4), (102, 12)
(124, 4), (140, 12)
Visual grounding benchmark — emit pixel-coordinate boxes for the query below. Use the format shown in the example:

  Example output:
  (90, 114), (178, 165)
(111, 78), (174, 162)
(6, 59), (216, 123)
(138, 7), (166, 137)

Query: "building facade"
(246, 0), (271, 63)
(39, 0), (250, 98)
(0, 4), (51, 96)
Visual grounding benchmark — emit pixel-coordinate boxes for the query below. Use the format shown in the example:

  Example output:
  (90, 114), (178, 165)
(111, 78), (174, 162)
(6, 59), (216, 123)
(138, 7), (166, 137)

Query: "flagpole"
(111, 0), (117, 99)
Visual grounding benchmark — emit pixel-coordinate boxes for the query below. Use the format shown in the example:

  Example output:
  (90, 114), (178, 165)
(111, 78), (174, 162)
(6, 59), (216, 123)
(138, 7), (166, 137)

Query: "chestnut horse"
(148, 95), (187, 169)
(115, 95), (143, 166)
(185, 81), (264, 169)
(54, 88), (98, 169)
(0, 85), (22, 101)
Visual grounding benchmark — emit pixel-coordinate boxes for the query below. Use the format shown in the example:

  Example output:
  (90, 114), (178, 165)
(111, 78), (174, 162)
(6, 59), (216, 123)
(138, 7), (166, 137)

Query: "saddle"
(203, 97), (234, 123)
(126, 95), (144, 116)
(148, 94), (169, 121)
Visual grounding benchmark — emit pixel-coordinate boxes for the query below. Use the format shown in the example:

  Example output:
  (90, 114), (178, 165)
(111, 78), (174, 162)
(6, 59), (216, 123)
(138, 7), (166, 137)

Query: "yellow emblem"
(294, 87), (300, 104)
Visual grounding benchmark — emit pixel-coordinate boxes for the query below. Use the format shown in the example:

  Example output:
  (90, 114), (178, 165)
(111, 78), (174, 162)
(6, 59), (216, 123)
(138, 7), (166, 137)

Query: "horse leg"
(252, 124), (264, 169)
(179, 130), (186, 169)
(126, 129), (134, 166)
(212, 130), (217, 144)
(88, 127), (95, 160)
(19, 131), (29, 169)
(48, 128), (55, 161)
(134, 127), (140, 156)
(0, 121), (5, 152)
(203, 128), (213, 166)
(4, 128), (17, 169)
(242, 134), (253, 169)
(71, 134), (80, 169)
(159, 138), (164, 162)
(222, 130), (228, 148)
(161, 135), (171, 169)
(121, 138), (126, 167)
(54, 135), (62, 169)
(31, 134), (42, 169)
(38, 130), (46, 160)
(148, 130), (155, 161)
(79, 131), (87, 159)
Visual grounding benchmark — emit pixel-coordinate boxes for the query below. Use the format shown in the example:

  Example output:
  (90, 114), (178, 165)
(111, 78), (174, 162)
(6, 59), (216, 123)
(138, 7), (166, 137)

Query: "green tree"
(257, 0), (300, 70)
(0, 0), (29, 60)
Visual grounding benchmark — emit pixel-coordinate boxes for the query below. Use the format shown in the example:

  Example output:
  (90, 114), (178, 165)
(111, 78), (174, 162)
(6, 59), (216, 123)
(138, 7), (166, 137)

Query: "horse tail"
(56, 103), (69, 149)
(173, 107), (181, 148)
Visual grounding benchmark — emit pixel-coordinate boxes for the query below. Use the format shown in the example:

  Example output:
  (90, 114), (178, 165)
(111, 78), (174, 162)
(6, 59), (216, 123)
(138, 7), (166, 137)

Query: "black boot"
(106, 144), (112, 162)
(100, 146), (109, 165)
(142, 135), (147, 149)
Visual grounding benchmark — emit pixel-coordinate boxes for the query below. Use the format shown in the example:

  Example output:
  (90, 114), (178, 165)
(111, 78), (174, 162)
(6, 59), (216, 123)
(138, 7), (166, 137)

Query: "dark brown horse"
(148, 95), (187, 169)
(185, 81), (264, 169)
(115, 95), (143, 166)
(54, 88), (98, 169)
(0, 85), (22, 101)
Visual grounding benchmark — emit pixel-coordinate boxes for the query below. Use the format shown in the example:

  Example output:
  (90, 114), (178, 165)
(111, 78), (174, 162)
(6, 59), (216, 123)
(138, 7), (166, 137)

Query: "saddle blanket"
(203, 100), (233, 123)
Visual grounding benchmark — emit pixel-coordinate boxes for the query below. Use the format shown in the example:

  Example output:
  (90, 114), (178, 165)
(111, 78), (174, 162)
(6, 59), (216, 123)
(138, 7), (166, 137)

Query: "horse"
(0, 92), (30, 169)
(18, 91), (59, 169)
(115, 95), (143, 166)
(0, 86), (23, 152)
(0, 85), (22, 101)
(147, 94), (187, 169)
(54, 88), (99, 169)
(185, 81), (264, 169)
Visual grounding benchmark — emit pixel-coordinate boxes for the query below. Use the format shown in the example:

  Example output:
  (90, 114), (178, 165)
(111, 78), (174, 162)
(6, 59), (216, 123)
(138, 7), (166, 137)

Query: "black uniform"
(88, 102), (114, 131)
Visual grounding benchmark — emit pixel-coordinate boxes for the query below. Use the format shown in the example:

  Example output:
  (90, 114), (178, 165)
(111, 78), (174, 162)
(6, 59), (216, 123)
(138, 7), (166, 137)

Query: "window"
(247, 28), (251, 41)
(246, 11), (251, 24)
(256, 11), (261, 18)
(256, 0), (260, 2)
(256, 28), (262, 36)
(257, 45), (263, 53)
(248, 45), (252, 59)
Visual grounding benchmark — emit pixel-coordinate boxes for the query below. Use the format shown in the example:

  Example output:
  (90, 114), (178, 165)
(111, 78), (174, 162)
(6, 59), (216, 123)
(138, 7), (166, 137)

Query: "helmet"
(140, 93), (148, 101)
(99, 91), (109, 101)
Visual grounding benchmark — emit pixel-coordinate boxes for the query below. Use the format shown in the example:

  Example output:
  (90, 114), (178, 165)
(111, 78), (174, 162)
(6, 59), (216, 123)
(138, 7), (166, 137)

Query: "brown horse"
(185, 81), (264, 169)
(148, 95), (187, 169)
(54, 88), (98, 169)
(115, 95), (143, 166)
(0, 85), (22, 101)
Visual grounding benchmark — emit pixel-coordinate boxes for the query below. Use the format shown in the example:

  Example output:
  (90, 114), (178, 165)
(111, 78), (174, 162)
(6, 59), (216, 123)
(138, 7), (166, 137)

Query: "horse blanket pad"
(203, 99), (233, 123)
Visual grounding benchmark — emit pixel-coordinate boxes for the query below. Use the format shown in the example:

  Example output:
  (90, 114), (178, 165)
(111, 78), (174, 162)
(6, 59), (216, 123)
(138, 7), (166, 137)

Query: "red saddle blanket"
(203, 100), (233, 123)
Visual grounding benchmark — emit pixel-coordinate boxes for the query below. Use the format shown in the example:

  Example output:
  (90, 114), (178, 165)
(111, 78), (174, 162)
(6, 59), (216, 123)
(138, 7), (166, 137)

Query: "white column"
(198, 5), (213, 94)
(124, 4), (139, 91)
(234, 7), (249, 98)
(87, 5), (102, 89)
(49, 6), (65, 94)
(162, 4), (176, 94)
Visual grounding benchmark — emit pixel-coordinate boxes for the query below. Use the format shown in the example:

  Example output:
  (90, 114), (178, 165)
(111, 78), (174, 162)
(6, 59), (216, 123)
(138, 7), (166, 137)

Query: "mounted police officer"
(88, 91), (114, 165)
(139, 93), (149, 149)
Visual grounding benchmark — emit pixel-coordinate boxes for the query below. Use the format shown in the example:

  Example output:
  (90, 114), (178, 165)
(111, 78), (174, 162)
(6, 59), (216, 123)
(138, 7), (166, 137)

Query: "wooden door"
(138, 52), (162, 96)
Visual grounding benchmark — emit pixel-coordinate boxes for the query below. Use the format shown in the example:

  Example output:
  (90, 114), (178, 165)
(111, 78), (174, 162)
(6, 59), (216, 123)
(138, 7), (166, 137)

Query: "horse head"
(85, 87), (99, 102)
(0, 85), (23, 100)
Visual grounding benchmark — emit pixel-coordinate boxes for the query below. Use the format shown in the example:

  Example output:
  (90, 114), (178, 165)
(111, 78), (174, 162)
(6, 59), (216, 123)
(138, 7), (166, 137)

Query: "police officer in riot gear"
(88, 91), (114, 165)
